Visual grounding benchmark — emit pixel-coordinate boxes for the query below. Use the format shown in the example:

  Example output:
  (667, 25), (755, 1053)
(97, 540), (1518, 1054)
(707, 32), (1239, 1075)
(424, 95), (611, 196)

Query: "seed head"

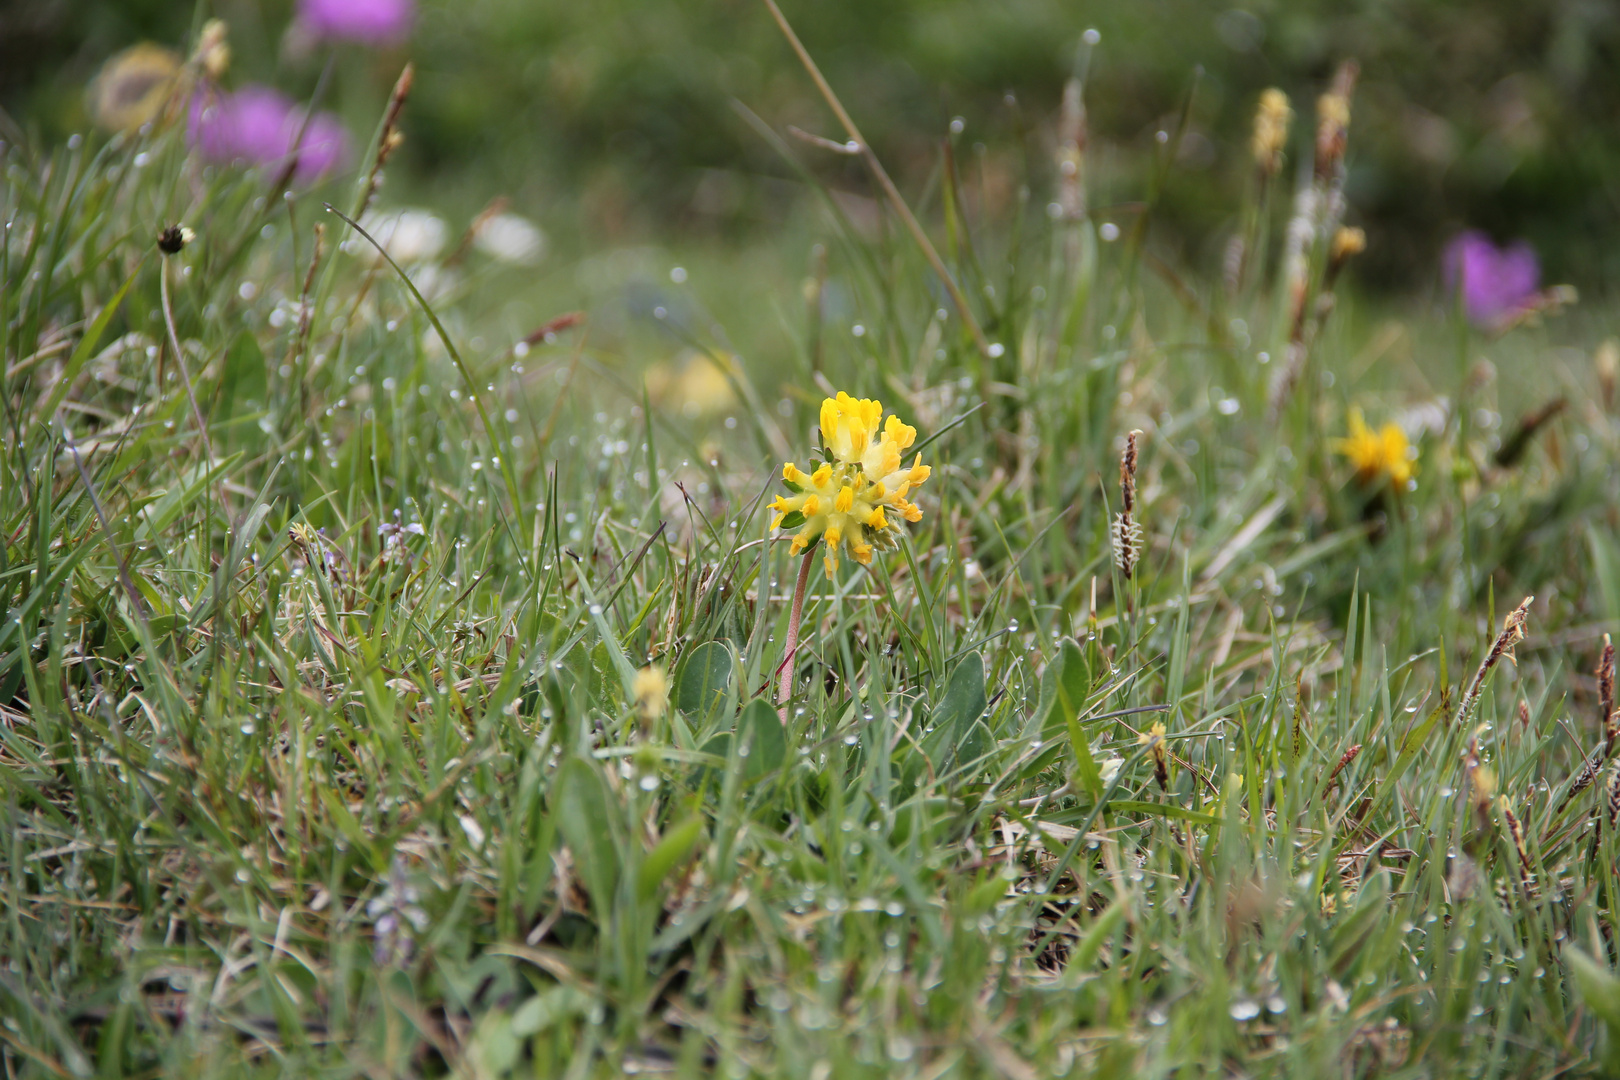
(1599, 633), (1616, 748)
(157, 224), (195, 255)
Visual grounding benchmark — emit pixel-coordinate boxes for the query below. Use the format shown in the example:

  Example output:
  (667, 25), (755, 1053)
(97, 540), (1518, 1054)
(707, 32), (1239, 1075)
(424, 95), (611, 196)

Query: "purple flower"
(1443, 230), (1540, 325)
(188, 84), (351, 184)
(296, 0), (415, 45)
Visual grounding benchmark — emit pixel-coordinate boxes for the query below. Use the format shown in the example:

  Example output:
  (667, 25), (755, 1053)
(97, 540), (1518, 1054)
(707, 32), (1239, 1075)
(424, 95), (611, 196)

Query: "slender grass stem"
(759, 0), (992, 358)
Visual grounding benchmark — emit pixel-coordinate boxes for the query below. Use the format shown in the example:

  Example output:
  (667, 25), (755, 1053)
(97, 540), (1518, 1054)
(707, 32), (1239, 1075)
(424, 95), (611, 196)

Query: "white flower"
(357, 208), (446, 264)
(473, 212), (545, 265)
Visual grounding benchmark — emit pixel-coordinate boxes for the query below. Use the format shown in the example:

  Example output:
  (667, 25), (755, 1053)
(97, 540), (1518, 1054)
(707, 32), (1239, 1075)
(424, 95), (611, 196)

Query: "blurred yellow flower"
(632, 665), (667, 722)
(1139, 721), (1169, 790)
(1331, 226), (1366, 263)
(192, 19), (231, 80)
(645, 351), (737, 416)
(89, 43), (182, 133)
(770, 392), (931, 576)
(1251, 88), (1291, 175)
(1333, 408), (1414, 489)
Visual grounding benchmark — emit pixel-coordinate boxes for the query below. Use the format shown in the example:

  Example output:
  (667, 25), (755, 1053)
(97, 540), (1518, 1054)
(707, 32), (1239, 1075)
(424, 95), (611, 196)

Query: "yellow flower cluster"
(1333, 408), (1414, 489)
(770, 393), (932, 576)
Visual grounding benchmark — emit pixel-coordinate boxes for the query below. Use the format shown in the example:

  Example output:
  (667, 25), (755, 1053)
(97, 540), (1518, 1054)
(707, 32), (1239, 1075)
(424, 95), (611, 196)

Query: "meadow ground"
(3, 43), (1620, 1080)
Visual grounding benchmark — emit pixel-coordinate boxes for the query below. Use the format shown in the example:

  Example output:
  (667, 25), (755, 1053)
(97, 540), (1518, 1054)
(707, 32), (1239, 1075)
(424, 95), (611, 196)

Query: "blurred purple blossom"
(188, 84), (351, 184)
(297, 0), (415, 45)
(1443, 230), (1539, 325)
(367, 854), (427, 966)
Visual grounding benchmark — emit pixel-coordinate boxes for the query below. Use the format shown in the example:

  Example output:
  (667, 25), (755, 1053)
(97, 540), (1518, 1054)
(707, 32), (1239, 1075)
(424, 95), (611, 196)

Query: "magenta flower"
(1443, 230), (1540, 325)
(296, 0), (415, 45)
(188, 84), (351, 184)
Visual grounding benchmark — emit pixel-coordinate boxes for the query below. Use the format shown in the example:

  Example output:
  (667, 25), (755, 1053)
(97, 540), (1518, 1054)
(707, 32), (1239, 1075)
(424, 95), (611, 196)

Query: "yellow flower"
(645, 351), (738, 416)
(771, 393), (931, 576)
(1331, 226), (1366, 263)
(1251, 88), (1291, 174)
(1332, 408), (1414, 489)
(89, 43), (182, 133)
(632, 665), (668, 722)
(1139, 721), (1169, 790)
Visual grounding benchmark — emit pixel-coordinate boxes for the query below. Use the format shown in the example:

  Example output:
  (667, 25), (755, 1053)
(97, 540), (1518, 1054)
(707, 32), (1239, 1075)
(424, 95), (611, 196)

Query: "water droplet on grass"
(1229, 1000), (1260, 1021)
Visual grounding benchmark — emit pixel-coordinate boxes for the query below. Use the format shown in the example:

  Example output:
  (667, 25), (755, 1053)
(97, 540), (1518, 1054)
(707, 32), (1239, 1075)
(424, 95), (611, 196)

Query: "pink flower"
(1443, 230), (1540, 325)
(188, 84), (351, 184)
(296, 0), (415, 45)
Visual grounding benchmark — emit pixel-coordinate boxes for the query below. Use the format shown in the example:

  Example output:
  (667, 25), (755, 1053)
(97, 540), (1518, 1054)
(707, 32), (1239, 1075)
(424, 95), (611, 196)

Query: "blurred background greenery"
(6, 0), (1619, 306)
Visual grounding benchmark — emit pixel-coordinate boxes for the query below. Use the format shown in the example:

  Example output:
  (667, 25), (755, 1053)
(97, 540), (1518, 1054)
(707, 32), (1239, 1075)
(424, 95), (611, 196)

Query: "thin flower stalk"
(1057, 76), (1089, 280)
(1269, 61), (1360, 417)
(1228, 87), (1291, 294)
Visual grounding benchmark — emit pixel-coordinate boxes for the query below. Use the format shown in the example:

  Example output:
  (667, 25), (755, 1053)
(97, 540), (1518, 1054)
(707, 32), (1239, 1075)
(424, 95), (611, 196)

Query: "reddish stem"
(777, 547), (817, 722)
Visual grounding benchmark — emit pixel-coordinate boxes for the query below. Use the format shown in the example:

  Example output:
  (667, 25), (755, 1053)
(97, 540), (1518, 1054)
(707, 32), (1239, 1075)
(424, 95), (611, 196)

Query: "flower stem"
(777, 546), (817, 722)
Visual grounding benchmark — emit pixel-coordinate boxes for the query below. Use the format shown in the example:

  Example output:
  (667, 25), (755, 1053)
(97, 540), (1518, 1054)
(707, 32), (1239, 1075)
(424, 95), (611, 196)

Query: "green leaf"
(589, 640), (621, 708)
(638, 817), (705, 902)
(776, 510), (806, 530)
(1568, 946), (1620, 1029)
(923, 653), (987, 772)
(1069, 899), (1128, 971)
(510, 986), (594, 1037)
(466, 1010), (521, 1079)
(739, 698), (787, 781)
(674, 640), (733, 718)
(1034, 639), (1091, 737)
(38, 261), (141, 422)
(552, 757), (622, 915)
(963, 874), (1008, 918)
(1029, 641), (1104, 796)
(958, 719), (993, 768)
(1567, 946), (1620, 1072)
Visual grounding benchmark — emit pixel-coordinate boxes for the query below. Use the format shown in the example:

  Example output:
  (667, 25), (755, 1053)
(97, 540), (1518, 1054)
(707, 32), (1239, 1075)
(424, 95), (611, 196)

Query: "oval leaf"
(675, 640), (733, 718)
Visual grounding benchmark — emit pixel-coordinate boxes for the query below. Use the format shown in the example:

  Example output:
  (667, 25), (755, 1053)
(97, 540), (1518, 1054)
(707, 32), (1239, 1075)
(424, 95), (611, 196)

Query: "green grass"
(4, 63), (1620, 1079)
